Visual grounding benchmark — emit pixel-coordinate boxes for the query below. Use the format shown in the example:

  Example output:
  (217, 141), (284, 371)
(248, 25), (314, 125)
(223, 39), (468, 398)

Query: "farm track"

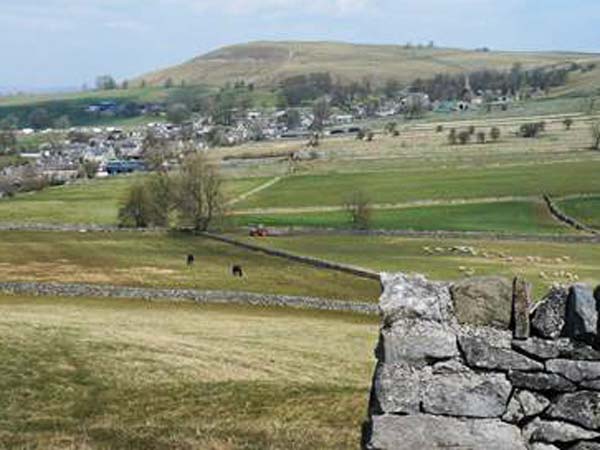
(226, 176), (283, 206)
(232, 195), (542, 215)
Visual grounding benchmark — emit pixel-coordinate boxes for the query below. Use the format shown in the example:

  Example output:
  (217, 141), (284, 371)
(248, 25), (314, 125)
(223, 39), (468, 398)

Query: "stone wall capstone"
(363, 273), (600, 450)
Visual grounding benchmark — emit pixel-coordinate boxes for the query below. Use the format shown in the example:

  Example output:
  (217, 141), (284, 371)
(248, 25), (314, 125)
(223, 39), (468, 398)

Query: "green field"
(236, 160), (600, 209)
(0, 295), (378, 449)
(0, 175), (269, 225)
(557, 195), (600, 229)
(0, 87), (170, 128)
(233, 234), (600, 298)
(234, 200), (569, 234)
(0, 231), (379, 301)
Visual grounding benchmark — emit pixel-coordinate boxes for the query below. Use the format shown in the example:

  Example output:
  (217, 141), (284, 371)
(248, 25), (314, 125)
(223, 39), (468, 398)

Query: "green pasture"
(0, 295), (378, 449)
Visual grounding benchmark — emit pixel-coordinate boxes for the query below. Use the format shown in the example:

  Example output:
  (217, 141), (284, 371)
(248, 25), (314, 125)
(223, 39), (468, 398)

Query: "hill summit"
(136, 40), (597, 88)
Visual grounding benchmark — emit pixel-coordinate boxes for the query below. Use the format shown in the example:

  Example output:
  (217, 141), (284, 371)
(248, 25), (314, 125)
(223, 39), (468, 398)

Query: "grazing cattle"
(187, 254), (195, 266)
(232, 265), (244, 277)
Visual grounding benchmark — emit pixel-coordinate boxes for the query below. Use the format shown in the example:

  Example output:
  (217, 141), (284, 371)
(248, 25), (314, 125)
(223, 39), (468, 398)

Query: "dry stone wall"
(363, 273), (600, 450)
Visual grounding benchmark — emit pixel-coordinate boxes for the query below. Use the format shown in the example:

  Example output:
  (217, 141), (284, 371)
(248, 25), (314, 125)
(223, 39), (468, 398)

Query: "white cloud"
(162, 0), (376, 15)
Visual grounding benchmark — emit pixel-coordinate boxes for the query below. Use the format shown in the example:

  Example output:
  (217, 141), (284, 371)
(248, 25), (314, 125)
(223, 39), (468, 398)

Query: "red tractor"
(249, 225), (269, 237)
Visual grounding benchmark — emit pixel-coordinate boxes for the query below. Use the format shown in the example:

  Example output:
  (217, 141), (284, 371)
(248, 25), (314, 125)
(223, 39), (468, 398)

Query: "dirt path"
(227, 176), (283, 206)
(232, 195), (541, 215)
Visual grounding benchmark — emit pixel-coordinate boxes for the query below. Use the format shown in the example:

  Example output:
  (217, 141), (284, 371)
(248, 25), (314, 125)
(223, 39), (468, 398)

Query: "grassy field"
(233, 234), (600, 298)
(139, 40), (600, 87)
(557, 195), (600, 229)
(0, 295), (378, 449)
(0, 231), (379, 301)
(234, 200), (570, 234)
(0, 87), (171, 128)
(0, 175), (270, 225)
(236, 160), (600, 209)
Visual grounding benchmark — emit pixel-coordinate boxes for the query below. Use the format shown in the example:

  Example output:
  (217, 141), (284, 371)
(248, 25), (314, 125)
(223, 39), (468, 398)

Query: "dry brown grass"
(0, 295), (378, 449)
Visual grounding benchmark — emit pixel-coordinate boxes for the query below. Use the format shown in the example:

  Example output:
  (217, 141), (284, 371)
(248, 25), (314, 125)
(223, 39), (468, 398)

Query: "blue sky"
(1, 0), (599, 89)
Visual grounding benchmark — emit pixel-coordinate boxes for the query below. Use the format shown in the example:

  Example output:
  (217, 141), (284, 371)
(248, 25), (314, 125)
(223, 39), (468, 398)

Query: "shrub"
(520, 122), (544, 138)
(563, 118), (574, 131)
(344, 191), (372, 230)
(490, 127), (501, 141)
(458, 130), (471, 145)
(476, 132), (486, 144)
(468, 125), (476, 135)
(448, 129), (457, 145)
(436, 125), (444, 133)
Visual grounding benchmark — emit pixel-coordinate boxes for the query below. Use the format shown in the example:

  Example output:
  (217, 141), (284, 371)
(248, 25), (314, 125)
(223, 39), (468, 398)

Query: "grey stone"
(502, 394), (524, 423)
(524, 418), (600, 443)
(531, 287), (569, 339)
(517, 390), (550, 417)
(431, 359), (469, 374)
(509, 371), (577, 392)
(583, 379), (600, 390)
(502, 390), (550, 424)
(547, 391), (600, 430)
(566, 284), (599, 345)
(546, 359), (600, 383)
(459, 335), (543, 371)
(422, 372), (512, 418)
(379, 320), (458, 366)
(372, 362), (421, 414)
(451, 276), (512, 328)
(570, 443), (600, 450)
(367, 414), (527, 450)
(379, 273), (453, 326)
(530, 444), (560, 450)
(512, 338), (562, 360)
(512, 338), (600, 361)
(513, 277), (531, 339)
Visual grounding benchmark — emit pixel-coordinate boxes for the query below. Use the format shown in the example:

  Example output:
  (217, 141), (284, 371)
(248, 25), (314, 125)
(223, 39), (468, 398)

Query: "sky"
(1, 0), (599, 90)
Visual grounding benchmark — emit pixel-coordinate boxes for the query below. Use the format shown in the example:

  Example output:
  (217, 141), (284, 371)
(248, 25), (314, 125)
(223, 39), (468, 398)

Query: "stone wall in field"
(363, 273), (600, 450)
(0, 281), (378, 315)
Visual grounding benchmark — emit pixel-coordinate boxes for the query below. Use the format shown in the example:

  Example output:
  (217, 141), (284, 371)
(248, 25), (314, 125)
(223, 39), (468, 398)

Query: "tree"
(166, 103), (191, 124)
(285, 109), (302, 129)
(28, 108), (50, 130)
(344, 191), (372, 230)
(118, 174), (172, 228)
(311, 98), (330, 131)
(520, 122), (544, 138)
(0, 114), (19, 130)
(175, 153), (224, 231)
(95, 75), (117, 90)
(563, 118), (574, 131)
(121, 80), (129, 90)
(164, 78), (174, 89)
(458, 130), (471, 145)
(468, 125), (476, 135)
(592, 122), (600, 151)
(0, 130), (16, 152)
(384, 122), (398, 135)
(490, 127), (501, 142)
(448, 128), (457, 145)
(476, 131), (486, 144)
(80, 160), (99, 179)
(53, 115), (71, 130)
(118, 182), (154, 228)
(404, 94), (426, 120)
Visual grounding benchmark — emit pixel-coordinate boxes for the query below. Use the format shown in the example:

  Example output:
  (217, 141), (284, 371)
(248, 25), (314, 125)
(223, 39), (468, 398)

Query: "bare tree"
(344, 191), (372, 230)
(311, 98), (330, 131)
(175, 153), (224, 231)
(592, 122), (600, 151)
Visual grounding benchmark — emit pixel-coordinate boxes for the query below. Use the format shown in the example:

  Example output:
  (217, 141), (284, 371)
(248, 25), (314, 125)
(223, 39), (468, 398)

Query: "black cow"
(232, 265), (244, 277)
(187, 254), (195, 266)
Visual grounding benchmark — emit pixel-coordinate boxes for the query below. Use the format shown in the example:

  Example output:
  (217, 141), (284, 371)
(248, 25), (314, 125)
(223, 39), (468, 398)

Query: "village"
(0, 78), (522, 196)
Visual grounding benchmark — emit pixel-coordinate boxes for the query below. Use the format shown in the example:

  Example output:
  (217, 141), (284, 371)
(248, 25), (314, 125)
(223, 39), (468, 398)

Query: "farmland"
(0, 295), (378, 449)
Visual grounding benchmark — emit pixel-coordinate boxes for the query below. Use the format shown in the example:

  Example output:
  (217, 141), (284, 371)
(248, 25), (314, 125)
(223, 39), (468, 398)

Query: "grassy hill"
(137, 40), (600, 88)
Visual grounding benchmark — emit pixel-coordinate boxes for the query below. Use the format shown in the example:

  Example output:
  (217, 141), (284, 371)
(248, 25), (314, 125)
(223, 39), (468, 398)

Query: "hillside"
(137, 40), (600, 88)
